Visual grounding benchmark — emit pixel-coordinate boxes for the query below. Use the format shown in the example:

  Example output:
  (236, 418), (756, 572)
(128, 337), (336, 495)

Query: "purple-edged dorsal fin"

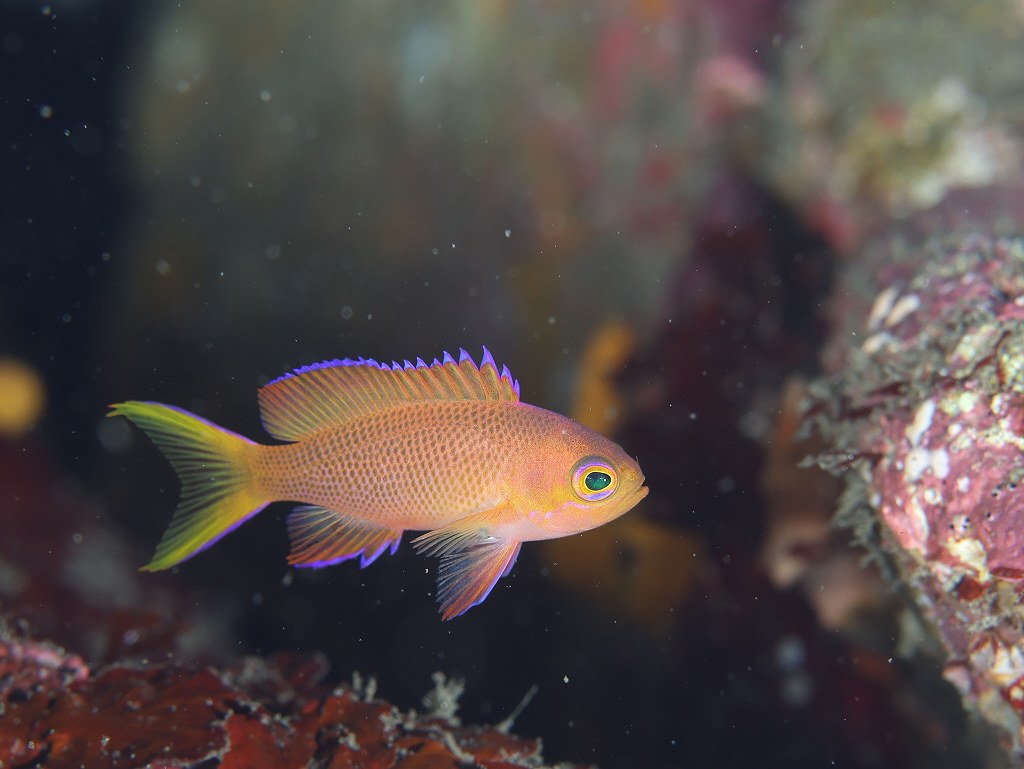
(258, 347), (520, 441)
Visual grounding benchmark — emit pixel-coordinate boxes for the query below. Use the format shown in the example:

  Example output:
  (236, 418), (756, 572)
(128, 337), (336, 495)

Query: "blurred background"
(4, 1), (1024, 767)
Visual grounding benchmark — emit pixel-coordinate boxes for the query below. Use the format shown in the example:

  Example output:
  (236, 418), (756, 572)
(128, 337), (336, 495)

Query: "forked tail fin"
(109, 401), (269, 571)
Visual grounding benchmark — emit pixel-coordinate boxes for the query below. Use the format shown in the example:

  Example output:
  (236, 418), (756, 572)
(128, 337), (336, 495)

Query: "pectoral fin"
(412, 506), (522, 620)
(287, 505), (402, 568)
(432, 538), (522, 620)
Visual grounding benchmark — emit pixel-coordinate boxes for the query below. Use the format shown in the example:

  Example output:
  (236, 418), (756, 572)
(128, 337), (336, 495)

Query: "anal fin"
(412, 506), (521, 620)
(287, 505), (401, 569)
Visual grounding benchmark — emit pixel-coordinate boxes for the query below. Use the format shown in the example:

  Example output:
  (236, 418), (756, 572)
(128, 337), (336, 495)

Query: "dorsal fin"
(258, 346), (521, 441)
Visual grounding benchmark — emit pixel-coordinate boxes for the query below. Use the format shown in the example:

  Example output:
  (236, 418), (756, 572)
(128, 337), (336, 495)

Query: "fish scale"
(257, 403), (507, 528)
(109, 347), (647, 619)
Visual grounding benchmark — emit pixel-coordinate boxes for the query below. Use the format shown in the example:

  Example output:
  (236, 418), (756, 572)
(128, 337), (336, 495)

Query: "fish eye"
(585, 470), (612, 491)
(572, 457), (617, 501)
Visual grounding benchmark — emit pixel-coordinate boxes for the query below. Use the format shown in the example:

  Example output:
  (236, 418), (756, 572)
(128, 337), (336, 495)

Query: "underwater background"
(4, 1), (1024, 767)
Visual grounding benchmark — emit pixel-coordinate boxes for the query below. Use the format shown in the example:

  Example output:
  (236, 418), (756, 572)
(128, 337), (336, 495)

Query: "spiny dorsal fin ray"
(258, 346), (520, 441)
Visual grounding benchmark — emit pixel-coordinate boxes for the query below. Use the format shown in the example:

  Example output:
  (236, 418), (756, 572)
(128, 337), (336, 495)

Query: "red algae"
(0, 628), (575, 769)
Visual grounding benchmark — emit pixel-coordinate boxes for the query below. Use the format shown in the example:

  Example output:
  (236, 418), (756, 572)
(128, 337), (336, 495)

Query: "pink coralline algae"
(0, 623), (572, 769)
(808, 233), (1024, 754)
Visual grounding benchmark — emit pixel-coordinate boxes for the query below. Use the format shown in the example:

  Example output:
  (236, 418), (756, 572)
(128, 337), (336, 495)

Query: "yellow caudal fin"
(109, 401), (269, 571)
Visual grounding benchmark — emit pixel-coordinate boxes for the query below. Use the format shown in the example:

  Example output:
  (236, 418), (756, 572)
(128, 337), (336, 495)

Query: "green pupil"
(584, 471), (612, 492)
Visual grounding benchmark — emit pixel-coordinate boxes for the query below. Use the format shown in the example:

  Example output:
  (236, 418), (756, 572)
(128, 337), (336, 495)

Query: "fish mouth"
(614, 482), (648, 515)
(631, 470), (649, 501)
(600, 483), (647, 524)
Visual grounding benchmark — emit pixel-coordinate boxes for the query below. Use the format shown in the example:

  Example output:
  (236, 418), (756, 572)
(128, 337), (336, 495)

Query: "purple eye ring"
(572, 457), (617, 501)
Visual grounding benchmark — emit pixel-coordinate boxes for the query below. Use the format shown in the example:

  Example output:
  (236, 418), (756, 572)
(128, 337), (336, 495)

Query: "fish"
(109, 347), (648, 619)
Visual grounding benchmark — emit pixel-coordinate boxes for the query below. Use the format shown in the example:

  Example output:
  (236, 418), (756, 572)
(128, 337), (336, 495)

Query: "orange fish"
(110, 348), (647, 619)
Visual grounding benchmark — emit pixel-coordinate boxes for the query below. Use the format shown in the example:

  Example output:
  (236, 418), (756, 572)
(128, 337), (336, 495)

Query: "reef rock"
(809, 229), (1024, 757)
(0, 622), (574, 769)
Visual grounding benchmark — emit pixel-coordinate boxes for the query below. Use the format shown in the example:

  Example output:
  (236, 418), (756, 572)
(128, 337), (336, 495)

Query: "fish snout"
(627, 482), (649, 508)
(624, 464), (647, 495)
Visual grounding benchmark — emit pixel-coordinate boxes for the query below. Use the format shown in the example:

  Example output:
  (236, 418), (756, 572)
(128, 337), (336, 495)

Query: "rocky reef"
(807, 220), (1024, 757)
(0, 625), (559, 769)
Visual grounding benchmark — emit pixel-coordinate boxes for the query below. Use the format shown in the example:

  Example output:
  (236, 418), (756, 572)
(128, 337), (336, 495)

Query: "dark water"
(1, 3), (1004, 768)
